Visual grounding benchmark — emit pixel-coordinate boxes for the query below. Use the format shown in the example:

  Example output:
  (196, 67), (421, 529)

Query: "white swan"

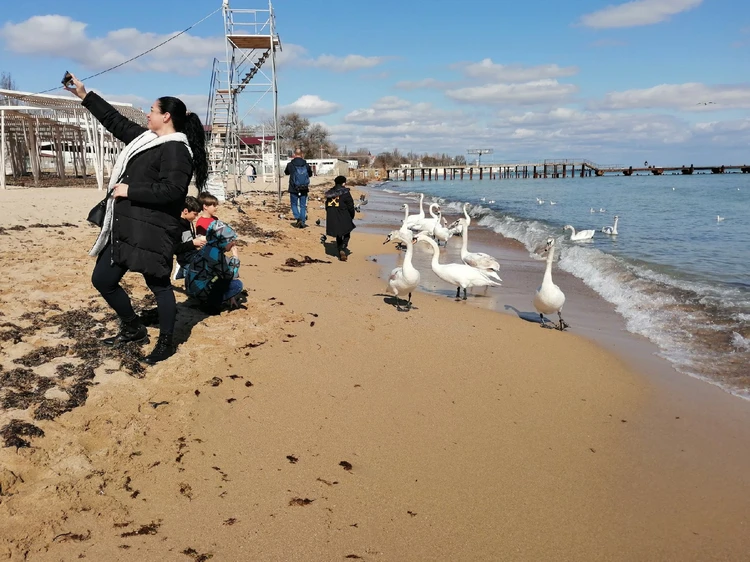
(459, 221), (502, 281)
(410, 203), (441, 234)
(601, 215), (619, 235)
(590, 208), (596, 213)
(533, 237), (568, 330)
(386, 232), (420, 311)
(563, 224), (595, 241)
(447, 202), (471, 235)
(717, 215), (725, 222)
(403, 193), (426, 229)
(415, 233), (500, 300)
(549, 201), (557, 205)
(599, 208), (606, 213)
(432, 211), (453, 246)
(383, 204), (413, 248)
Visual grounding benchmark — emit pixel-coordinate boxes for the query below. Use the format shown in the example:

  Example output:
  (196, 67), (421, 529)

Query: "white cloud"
(0, 15), (223, 75)
(394, 78), (450, 90)
(458, 59), (579, 82)
(343, 97), (461, 126)
(446, 79), (578, 105)
(579, 0), (702, 29)
(310, 54), (387, 72)
(282, 95), (341, 117)
(598, 82), (750, 110)
(275, 43), (387, 72)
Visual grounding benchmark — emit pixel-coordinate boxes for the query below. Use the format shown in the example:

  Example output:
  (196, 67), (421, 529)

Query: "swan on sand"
(563, 224), (595, 241)
(414, 233), (500, 301)
(533, 237), (569, 331)
(386, 231), (420, 311)
(458, 218), (502, 281)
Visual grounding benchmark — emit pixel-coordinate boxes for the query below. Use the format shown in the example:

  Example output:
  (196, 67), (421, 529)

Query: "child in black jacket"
(173, 196), (205, 279)
(325, 176), (356, 261)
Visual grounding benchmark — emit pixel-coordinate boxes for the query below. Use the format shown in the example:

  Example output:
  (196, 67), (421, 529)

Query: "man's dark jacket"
(82, 92), (192, 279)
(284, 157), (312, 194)
(324, 185), (356, 237)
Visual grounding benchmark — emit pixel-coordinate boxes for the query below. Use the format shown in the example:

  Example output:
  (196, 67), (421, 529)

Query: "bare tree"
(0, 71), (17, 105)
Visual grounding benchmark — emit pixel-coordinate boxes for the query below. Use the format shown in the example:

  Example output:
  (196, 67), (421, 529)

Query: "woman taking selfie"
(65, 74), (208, 365)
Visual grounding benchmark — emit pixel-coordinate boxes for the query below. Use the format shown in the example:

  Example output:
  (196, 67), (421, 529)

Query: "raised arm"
(65, 73), (146, 144)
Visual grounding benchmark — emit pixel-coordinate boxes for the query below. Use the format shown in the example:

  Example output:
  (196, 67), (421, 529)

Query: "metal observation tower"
(206, 0), (281, 199)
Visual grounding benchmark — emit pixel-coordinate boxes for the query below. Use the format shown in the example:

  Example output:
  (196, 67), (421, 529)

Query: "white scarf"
(89, 131), (192, 257)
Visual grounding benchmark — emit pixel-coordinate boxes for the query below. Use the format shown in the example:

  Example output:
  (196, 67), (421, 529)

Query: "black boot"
(144, 333), (176, 365)
(101, 317), (148, 346)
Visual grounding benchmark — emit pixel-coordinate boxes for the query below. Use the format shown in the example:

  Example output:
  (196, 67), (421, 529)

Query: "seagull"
(696, 101), (716, 106)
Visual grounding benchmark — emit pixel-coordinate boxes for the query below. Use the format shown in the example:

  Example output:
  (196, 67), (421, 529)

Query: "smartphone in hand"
(61, 71), (73, 87)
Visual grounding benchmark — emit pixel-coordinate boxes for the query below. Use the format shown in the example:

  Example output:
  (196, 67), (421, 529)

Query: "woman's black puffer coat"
(82, 92), (193, 279)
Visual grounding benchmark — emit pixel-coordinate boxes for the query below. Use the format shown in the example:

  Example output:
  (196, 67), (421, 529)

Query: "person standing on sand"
(65, 74), (208, 365)
(284, 148), (312, 229)
(325, 175), (356, 261)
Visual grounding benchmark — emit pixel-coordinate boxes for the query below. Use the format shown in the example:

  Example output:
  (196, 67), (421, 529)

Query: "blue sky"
(2, 0), (750, 165)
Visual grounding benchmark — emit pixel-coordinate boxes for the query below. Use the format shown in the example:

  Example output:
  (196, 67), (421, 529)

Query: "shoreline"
(1, 185), (749, 561)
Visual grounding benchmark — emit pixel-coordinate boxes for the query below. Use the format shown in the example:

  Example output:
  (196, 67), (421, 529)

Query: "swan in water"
(414, 233), (500, 300)
(717, 215), (725, 222)
(536, 197), (544, 204)
(563, 224), (595, 241)
(599, 208), (606, 213)
(601, 215), (619, 235)
(590, 208), (596, 213)
(549, 201), (557, 205)
(410, 203), (442, 234)
(386, 231), (420, 311)
(533, 237), (568, 330)
(403, 193), (426, 229)
(432, 211), (453, 246)
(384, 203), (414, 249)
(458, 220), (502, 281)
(488, 199), (496, 204)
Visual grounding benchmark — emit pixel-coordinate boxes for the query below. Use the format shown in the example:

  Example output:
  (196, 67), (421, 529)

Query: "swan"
(410, 203), (441, 234)
(717, 215), (725, 222)
(415, 233), (500, 300)
(533, 237), (568, 330)
(563, 224), (595, 241)
(447, 202), (471, 233)
(599, 208), (606, 213)
(403, 193), (426, 229)
(538, 199), (545, 205)
(488, 199), (496, 204)
(601, 215), (619, 235)
(590, 208), (596, 213)
(386, 231), (420, 311)
(549, 201), (557, 205)
(432, 211), (453, 246)
(459, 221), (502, 281)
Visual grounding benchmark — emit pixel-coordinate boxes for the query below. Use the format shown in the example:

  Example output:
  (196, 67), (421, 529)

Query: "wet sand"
(0, 184), (749, 561)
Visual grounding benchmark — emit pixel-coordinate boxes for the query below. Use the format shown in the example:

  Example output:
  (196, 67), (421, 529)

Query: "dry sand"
(0, 182), (749, 561)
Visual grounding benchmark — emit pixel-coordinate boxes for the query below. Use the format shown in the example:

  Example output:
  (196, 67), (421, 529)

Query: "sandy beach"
(1, 181), (750, 561)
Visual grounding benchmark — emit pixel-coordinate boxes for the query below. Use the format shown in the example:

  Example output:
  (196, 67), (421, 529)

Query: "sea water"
(375, 173), (750, 398)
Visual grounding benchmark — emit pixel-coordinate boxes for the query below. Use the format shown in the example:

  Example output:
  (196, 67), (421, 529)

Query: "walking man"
(284, 148), (312, 228)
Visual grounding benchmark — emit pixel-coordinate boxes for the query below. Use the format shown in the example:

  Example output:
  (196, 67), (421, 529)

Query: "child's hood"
(206, 220), (238, 249)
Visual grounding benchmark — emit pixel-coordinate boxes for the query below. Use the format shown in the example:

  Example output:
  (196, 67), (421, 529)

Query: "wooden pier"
(386, 159), (750, 181)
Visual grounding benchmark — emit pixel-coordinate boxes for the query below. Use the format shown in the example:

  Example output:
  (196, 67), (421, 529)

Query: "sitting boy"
(185, 220), (243, 315)
(173, 196), (205, 280)
(196, 191), (239, 262)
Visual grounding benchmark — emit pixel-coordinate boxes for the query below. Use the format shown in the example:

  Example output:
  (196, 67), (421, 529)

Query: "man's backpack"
(291, 162), (310, 191)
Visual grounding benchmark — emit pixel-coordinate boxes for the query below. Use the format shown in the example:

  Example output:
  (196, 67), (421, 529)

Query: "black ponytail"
(158, 96), (209, 191)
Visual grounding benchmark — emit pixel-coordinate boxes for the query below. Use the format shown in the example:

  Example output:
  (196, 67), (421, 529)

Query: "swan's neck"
(429, 204), (439, 219)
(613, 217), (619, 231)
(403, 239), (415, 271)
(425, 239), (441, 268)
(543, 246), (555, 284)
(418, 194), (425, 217)
(568, 226), (576, 236)
(460, 222), (469, 256)
(402, 204), (409, 224)
(463, 205), (471, 224)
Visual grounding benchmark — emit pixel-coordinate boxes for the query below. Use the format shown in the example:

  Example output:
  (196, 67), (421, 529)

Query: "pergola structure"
(0, 89), (146, 190)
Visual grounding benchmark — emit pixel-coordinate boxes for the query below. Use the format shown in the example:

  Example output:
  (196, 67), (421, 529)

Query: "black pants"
(91, 243), (176, 335)
(335, 233), (350, 252)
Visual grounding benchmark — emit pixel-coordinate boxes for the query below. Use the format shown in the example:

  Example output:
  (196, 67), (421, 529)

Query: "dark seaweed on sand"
(233, 214), (281, 240)
(120, 522), (160, 537)
(284, 256), (331, 268)
(13, 344), (69, 367)
(1, 419), (45, 448)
